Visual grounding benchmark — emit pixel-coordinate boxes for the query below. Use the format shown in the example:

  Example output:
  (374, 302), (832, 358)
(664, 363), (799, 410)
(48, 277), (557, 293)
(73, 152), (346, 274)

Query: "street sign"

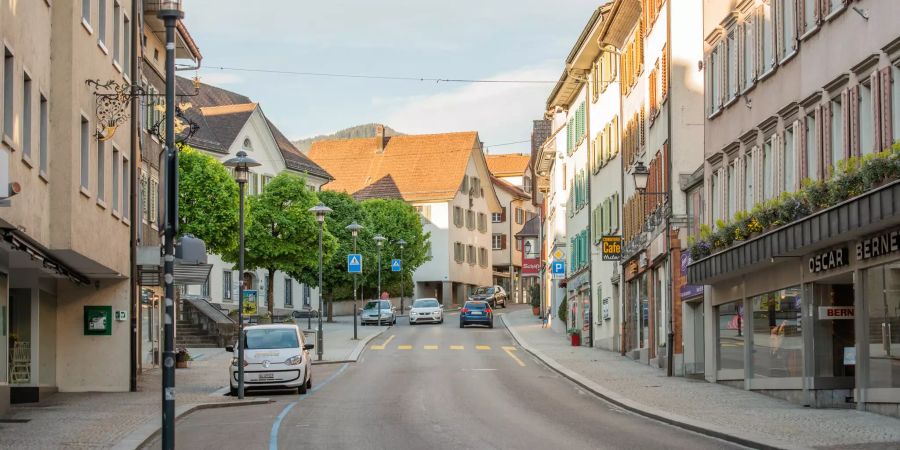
(391, 259), (402, 272)
(553, 249), (565, 261)
(551, 260), (565, 279)
(347, 254), (362, 273)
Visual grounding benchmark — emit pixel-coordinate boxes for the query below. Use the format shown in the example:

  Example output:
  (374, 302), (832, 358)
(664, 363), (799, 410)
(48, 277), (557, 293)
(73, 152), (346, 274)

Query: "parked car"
(408, 298), (443, 325)
(291, 309), (319, 319)
(361, 300), (396, 325)
(459, 301), (493, 328)
(226, 324), (313, 396)
(469, 286), (507, 308)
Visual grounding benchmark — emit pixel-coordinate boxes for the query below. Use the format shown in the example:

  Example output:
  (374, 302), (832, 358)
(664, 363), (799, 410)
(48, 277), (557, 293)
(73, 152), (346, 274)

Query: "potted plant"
(567, 328), (581, 346)
(528, 285), (541, 315)
(176, 347), (191, 369)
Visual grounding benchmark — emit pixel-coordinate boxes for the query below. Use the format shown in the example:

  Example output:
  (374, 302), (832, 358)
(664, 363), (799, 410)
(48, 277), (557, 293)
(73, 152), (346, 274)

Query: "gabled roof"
(176, 77), (332, 180)
(307, 131), (489, 203)
(491, 175), (531, 200)
(486, 153), (531, 177)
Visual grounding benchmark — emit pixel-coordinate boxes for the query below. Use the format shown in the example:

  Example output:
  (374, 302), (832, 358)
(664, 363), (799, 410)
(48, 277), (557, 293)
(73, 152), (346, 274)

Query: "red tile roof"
(308, 132), (480, 202)
(486, 153), (531, 177)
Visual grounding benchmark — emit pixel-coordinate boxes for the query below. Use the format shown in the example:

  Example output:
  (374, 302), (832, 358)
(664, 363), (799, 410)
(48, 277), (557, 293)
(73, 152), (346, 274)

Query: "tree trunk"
(327, 293), (334, 323)
(267, 267), (276, 319)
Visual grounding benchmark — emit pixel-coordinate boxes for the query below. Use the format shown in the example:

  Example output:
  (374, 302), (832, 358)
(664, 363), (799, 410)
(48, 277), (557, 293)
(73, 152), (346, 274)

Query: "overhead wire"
(205, 65), (567, 85)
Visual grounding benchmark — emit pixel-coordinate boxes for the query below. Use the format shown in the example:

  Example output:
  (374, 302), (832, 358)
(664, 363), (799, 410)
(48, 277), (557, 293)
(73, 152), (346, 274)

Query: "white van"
(226, 324), (313, 395)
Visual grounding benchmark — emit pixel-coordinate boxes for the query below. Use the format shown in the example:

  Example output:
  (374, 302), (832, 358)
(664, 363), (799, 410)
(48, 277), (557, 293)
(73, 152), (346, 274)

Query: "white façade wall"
(411, 202), (450, 284)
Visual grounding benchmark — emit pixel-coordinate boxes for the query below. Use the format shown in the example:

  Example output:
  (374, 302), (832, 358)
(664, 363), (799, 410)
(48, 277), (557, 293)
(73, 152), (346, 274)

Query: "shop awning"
(1, 229), (91, 285)
(687, 180), (900, 285)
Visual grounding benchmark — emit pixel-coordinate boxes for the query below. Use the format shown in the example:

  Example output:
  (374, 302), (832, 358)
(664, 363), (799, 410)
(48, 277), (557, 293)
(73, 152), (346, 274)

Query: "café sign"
(601, 236), (622, 261)
(808, 247), (848, 274)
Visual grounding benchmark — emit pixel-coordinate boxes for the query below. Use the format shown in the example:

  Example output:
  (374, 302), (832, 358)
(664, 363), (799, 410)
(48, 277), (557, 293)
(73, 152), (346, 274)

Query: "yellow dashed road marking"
(502, 346), (526, 367)
(371, 334), (396, 350)
(476, 345), (491, 351)
(449, 345), (464, 350)
(398, 345), (412, 350)
(424, 345), (439, 350)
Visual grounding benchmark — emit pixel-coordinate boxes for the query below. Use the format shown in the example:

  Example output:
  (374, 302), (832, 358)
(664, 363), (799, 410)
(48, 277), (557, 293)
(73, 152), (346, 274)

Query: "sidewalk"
(0, 317), (387, 449)
(502, 308), (900, 450)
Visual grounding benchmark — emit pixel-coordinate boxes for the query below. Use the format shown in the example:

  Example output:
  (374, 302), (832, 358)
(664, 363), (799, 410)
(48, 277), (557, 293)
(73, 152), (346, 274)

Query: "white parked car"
(226, 324), (313, 395)
(408, 298), (443, 325)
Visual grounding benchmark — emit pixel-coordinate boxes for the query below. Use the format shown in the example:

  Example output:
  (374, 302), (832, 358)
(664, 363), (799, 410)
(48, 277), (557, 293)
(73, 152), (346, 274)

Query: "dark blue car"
(459, 301), (493, 328)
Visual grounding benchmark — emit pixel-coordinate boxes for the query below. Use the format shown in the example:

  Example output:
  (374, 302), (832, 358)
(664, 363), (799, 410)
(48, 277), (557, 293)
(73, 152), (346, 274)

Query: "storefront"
(567, 271), (592, 347)
(689, 182), (900, 417)
(680, 253), (705, 378)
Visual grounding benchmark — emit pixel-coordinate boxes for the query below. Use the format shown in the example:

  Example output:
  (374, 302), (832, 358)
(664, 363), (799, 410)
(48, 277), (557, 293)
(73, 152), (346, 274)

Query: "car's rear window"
(465, 302), (487, 310)
(244, 328), (299, 349)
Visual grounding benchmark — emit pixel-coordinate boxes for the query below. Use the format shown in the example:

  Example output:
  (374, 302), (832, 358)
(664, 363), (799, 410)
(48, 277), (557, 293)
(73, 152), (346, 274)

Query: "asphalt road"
(155, 310), (745, 450)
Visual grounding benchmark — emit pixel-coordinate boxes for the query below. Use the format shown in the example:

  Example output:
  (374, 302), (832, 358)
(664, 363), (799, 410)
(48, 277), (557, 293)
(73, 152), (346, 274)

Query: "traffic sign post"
(391, 259), (402, 272)
(347, 254), (362, 273)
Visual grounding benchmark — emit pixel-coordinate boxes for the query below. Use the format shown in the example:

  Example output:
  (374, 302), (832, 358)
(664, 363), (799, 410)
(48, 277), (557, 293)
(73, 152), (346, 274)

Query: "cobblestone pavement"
(503, 308), (900, 450)
(0, 316), (386, 449)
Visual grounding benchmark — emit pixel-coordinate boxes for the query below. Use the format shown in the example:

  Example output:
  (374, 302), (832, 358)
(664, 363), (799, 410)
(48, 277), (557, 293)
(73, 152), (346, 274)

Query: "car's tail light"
(485, 308), (493, 314)
(461, 308), (469, 314)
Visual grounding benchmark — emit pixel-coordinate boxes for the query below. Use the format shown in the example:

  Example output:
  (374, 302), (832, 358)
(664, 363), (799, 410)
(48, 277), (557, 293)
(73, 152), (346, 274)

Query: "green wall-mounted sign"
(84, 306), (113, 336)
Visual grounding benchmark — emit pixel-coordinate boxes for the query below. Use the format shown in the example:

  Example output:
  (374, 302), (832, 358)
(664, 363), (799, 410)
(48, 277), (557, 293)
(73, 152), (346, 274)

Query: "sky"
(184, 0), (600, 154)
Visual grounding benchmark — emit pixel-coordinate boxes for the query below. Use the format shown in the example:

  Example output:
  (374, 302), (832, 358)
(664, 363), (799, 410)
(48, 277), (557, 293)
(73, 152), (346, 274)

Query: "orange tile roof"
(486, 153), (531, 177)
(199, 103), (258, 116)
(308, 132), (479, 202)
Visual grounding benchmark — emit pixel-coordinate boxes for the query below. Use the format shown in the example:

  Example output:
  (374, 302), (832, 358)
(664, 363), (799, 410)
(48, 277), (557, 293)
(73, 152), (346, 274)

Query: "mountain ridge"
(292, 123), (403, 153)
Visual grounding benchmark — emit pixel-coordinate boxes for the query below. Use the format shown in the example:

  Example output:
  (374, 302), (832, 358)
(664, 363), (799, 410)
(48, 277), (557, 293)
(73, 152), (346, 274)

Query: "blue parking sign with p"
(551, 261), (565, 275)
(348, 254), (362, 273)
(391, 259), (402, 272)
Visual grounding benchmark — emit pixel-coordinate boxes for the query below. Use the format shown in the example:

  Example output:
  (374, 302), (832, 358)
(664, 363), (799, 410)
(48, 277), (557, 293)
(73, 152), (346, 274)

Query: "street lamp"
(346, 221), (364, 340)
(396, 239), (406, 314)
(158, 1), (184, 448)
(309, 203), (332, 361)
(631, 160), (674, 376)
(223, 150), (260, 401)
(374, 234), (387, 326)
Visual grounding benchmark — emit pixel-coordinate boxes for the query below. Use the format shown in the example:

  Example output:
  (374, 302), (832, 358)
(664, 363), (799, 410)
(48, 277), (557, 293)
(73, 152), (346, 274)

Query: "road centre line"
(502, 346), (526, 367)
(424, 345), (438, 350)
(449, 345), (464, 350)
(398, 345), (412, 350)
(476, 345), (491, 350)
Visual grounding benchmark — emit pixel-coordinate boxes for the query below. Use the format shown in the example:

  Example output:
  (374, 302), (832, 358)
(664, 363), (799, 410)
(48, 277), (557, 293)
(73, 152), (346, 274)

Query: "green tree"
(318, 191), (373, 321)
(243, 173), (337, 316)
(360, 199), (431, 300)
(178, 145), (239, 258)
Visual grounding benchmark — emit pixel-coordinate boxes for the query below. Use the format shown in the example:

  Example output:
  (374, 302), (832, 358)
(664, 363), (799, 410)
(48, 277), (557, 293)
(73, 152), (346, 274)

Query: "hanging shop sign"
(856, 229), (900, 262)
(818, 306), (855, 320)
(601, 236), (622, 261)
(808, 247), (848, 274)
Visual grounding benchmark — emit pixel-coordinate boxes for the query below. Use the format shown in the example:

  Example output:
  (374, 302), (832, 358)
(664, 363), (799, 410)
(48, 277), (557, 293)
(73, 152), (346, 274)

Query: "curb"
(500, 314), (804, 450)
(115, 398), (272, 450)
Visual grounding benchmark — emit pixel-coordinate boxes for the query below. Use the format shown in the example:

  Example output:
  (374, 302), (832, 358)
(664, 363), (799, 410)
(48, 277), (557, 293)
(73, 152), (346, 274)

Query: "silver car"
(408, 298), (443, 325)
(226, 324), (313, 395)
(360, 300), (396, 325)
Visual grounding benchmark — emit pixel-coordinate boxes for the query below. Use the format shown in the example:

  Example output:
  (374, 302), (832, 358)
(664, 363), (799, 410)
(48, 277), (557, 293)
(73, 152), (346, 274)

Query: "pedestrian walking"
(542, 307), (552, 328)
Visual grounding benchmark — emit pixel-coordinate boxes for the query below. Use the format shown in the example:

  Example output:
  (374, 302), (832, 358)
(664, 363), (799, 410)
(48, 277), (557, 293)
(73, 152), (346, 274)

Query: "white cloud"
(382, 61), (559, 149)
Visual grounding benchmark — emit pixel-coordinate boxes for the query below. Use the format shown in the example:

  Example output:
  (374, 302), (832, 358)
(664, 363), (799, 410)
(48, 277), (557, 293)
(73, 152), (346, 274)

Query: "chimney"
(375, 124), (385, 153)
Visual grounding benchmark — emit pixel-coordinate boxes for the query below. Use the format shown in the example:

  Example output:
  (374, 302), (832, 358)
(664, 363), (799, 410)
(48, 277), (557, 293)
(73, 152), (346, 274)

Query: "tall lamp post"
(346, 221), (364, 340)
(309, 203), (332, 361)
(223, 150), (260, 400)
(632, 161), (673, 376)
(374, 234), (386, 326)
(158, 2), (183, 448)
(396, 239), (406, 313)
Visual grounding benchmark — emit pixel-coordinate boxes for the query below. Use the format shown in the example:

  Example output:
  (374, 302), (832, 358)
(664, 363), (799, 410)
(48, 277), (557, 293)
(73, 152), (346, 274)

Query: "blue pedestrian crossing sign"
(347, 254), (362, 273)
(391, 259), (402, 272)
(551, 261), (565, 278)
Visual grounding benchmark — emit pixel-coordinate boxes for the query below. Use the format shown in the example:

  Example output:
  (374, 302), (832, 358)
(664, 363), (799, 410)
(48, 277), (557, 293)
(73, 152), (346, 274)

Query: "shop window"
(861, 265), (900, 389)
(751, 287), (803, 378)
(717, 301), (745, 373)
(811, 284), (855, 379)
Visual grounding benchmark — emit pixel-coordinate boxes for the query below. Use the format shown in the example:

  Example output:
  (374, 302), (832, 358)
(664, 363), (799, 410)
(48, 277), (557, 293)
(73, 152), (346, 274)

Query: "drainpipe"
(128, 0), (143, 393)
(665, 0), (675, 377)
(509, 199), (514, 301)
(584, 80), (594, 348)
